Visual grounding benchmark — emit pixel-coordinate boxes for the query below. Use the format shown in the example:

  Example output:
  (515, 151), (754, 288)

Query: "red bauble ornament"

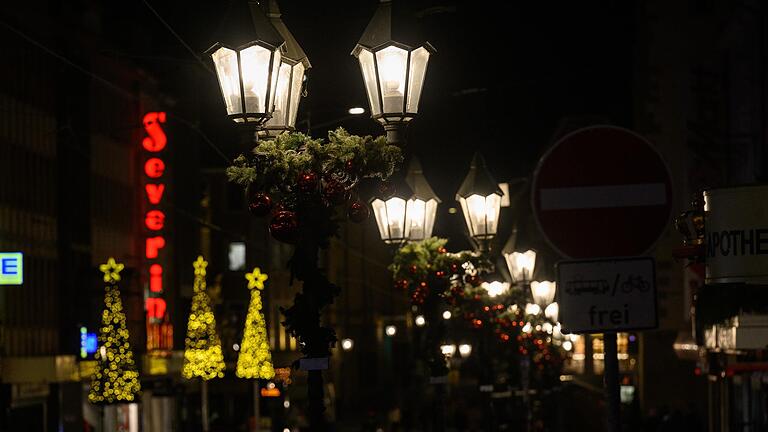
(345, 159), (357, 174)
(269, 211), (298, 244)
(450, 263), (460, 274)
(395, 279), (409, 290)
(437, 247), (447, 254)
(347, 200), (369, 223)
(409, 265), (418, 275)
(247, 190), (273, 217)
(472, 319), (483, 329)
(323, 179), (347, 205)
(297, 172), (318, 194)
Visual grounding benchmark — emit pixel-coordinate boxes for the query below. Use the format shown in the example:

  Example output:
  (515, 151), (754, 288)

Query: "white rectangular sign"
(557, 257), (657, 333)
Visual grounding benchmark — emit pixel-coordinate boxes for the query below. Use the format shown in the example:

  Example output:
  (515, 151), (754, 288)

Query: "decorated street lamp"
(262, 0), (311, 138)
(456, 153), (504, 252)
(404, 157), (440, 241)
(371, 179), (415, 245)
(208, 1), (285, 126)
(503, 240), (536, 286)
(352, 0), (435, 145)
(530, 280), (556, 308)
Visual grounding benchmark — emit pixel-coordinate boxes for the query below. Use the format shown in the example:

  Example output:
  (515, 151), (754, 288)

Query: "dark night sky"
(83, 0), (635, 253)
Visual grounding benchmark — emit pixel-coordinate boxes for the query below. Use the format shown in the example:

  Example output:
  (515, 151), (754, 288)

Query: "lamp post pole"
(604, 332), (621, 432)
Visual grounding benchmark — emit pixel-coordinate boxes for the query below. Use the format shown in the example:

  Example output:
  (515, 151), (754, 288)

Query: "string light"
(88, 258), (140, 404)
(236, 267), (275, 380)
(182, 256), (226, 380)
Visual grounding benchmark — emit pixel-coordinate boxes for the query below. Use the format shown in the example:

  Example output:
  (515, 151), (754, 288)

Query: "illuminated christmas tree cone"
(236, 267), (275, 379)
(88, 258), (141, 404)
(182, 256), (225, 380)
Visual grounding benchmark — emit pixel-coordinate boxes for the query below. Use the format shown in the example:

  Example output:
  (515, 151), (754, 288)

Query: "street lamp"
(456, 153), (503, 251)
(352, 0), (435, 146)
(341, 338), (354, 351)
(404, 157), (440, 242)
(482, 280), (510, 298)
(504, 249), (536, 285)
(544, 302), (559, 322)
(385, 325), (397, 337)
(261, 0), (311, 137)
(440, 343), (457, 357)
(371, 179), (414, 245)
(208, 1), (285, 126)
(530, 281), (556, 308)
(458, 343), (472, 358)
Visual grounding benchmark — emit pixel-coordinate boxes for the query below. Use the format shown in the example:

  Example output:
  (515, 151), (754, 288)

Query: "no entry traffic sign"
(557, 257), (657, 333)
(532, 126), (672, 259)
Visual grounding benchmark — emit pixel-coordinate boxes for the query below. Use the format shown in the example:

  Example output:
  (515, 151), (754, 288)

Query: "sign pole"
(604, 332), (621, 432)
(253, 380), (260, 432)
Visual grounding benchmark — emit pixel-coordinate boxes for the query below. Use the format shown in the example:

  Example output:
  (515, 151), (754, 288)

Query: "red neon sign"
(142, 111), (171, 335)
(146, 236), (165, 259)
(146, 297), (167, 320)
(149, 264), (163, 293)
(142, 112), (167, 152)
(145, 210), (165, 231)
(144, 158), (165, 178)
(146, 184), (165, 204)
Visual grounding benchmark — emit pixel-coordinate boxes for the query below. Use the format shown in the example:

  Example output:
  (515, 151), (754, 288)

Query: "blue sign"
(80, 327), (98, 358)
(0, 253), (22, 285)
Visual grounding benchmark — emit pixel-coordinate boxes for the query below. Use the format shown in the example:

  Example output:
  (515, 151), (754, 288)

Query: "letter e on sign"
(0, 253), (23, 285)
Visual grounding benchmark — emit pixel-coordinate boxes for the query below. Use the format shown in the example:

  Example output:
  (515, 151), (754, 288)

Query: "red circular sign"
(532, 126), (672, 259)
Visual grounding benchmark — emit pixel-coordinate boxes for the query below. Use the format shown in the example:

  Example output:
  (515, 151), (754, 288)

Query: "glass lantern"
(456, 153), (504, 249)
(208, 1), (285, 126)
(530, 281), (556, 307)
(262, 0), (311, 137)
(404, 157), (440, 241)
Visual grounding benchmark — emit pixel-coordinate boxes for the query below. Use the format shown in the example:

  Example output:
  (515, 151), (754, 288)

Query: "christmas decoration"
(347, 200), (369, 223)
(236, 267), (275, 380)
(297, 171), (318, 194)
(227, 129), (402, 429)
(182, 256), (225, 380)
(269, 210), (299, 244)
(248, 190), (273, 217)
(322, 179), (347, 205)
(88, 258), (141, 405)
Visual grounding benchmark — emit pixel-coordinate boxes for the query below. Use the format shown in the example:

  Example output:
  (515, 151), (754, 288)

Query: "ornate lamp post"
(352, 0), (435, 146)
(530, 280), (556, 308)
(207, 1), (285, 127)
(456, 153), (504, 252)
(262, 0), (311, 137)
(371, 157), (440, 245)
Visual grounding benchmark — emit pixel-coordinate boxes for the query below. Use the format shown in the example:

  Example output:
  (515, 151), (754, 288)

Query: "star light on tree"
(237, 267), (275, 379)
(89, 257), (140, 404)
(99, 257), (124, 284)
(245, 267), (269, 290)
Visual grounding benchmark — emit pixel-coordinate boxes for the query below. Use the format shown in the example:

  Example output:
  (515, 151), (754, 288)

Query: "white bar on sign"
(540, 183), (666, 210)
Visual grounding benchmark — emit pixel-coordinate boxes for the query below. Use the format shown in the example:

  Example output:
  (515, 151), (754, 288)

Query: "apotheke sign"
(705, 185), (768, 284)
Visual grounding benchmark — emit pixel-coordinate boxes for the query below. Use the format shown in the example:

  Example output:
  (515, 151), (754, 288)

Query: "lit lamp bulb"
(525, 303), (541, 316)
(440, 344), (456, 357)
(385, 325), (397, 337)
(530, 281), (556, 307)
(442, 310), (452, 320)
(377, 46), (407, 112)
(504, 249), (536, 284)
(341, 338), (354, 351)
(563, 340), (573, 351)
(482, 281), (510, 298)
(544, 302), (559, 322)
(415, 315), (426, 327)
(458, 344), (472, 358)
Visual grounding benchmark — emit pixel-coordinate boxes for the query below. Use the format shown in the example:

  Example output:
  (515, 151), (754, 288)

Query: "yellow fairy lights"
(245, 267), (268, 290)
(99, 257), (124, 284)
(183, 256), (225, 380)
(236, 267), (275, 380)
(88, 258), (140, 405)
